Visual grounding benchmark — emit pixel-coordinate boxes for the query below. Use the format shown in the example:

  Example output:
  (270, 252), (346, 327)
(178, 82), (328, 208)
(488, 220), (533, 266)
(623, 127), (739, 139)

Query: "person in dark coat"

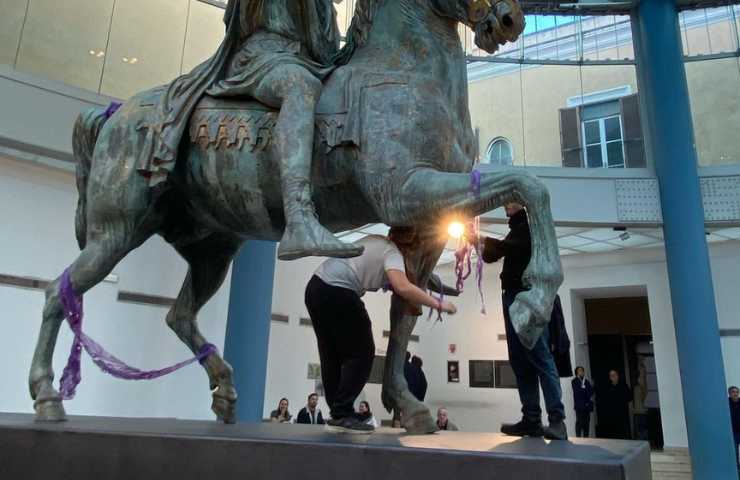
(410, 356), (428, 401)
(729, 386), (740, 468)
(480, 203), (567, 441)
(597, 369), (632, 439)
(571, 366), (595, 437)
(403, 352), (426, 402)
(296, 393), (325, 425)
(549, 295), (573, 378)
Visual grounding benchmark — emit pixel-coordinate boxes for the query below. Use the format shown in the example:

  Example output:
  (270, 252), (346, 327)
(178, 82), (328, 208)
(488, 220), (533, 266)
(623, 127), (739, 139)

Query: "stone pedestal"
(0, 413), (651, 480)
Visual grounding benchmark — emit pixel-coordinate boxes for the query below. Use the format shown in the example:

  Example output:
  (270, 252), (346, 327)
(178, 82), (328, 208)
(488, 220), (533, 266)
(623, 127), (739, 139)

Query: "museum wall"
(0, 155), (232, 420)
(423, 241), (740, 448)
(1, 152), (739, 448)
(268, 238), (740, 448)
(468, 11), (740, 168)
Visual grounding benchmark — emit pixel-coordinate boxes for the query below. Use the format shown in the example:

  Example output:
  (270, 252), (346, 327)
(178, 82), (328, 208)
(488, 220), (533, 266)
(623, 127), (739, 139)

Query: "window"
(494, 361), (518, 388)
(485, 137), (514, 166)
(582, 106), (625, 168)
(559, 90), (645, 168)
(469, 360), (495, 388)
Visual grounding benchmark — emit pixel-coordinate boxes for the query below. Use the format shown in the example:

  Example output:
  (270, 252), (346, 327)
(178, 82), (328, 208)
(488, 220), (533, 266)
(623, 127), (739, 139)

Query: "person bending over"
(305, 227), (457, 433)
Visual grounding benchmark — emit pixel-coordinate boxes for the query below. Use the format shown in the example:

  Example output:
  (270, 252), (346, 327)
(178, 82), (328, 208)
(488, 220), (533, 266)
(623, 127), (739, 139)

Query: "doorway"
(585, 296), (664, 449)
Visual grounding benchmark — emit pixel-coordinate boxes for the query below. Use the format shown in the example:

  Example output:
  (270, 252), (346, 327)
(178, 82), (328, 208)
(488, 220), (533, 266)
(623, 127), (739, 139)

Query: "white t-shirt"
(315, 235), (406, 296)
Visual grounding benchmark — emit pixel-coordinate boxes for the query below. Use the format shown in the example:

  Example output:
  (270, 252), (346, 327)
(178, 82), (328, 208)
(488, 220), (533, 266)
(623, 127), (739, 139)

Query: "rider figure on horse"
(148, 0), (363, 261)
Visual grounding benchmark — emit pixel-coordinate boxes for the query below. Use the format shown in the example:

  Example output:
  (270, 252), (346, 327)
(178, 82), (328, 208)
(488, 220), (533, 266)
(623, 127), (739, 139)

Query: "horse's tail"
(72, 107), (109, 250)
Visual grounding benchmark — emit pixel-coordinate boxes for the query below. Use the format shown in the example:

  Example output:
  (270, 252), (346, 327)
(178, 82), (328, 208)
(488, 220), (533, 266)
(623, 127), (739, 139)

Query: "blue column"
(223, 240), (277, 423)
(633, 2), (737, 478)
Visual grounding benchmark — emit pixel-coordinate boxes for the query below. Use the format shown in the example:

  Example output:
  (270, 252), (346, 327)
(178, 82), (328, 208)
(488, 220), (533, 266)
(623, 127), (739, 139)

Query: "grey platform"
(0, 412), (651, 480)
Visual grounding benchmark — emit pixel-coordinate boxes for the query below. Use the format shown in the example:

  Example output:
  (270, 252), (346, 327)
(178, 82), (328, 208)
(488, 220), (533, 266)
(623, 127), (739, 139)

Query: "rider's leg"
(252, 65), (363, 261)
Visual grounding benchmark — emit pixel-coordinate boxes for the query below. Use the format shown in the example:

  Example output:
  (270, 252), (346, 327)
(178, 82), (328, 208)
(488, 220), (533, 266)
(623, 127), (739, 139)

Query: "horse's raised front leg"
(382, 229), (446, 434)
(169, 235), (243, 424)
(396, 168), (563, 349)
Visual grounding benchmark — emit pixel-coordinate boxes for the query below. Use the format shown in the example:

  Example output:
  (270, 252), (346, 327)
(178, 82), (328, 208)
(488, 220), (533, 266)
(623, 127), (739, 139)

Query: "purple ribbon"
(452, 169), (487, 315)
(470, 168), (482, 198)
(427, 289), (445, 323)
(102, 101), (123, 120)
(57, 268), (216, 400)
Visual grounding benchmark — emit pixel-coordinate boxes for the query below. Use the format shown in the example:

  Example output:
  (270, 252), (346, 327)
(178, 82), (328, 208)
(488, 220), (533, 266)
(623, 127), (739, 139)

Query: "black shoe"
(326, 416), (375, 434)
(501, 419), (543, 437)
(543, 420), (568, 441)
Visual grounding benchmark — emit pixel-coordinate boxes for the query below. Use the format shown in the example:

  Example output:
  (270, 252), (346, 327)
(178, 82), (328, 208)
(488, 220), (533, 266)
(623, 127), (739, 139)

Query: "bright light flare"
(447, 221), (465, 239)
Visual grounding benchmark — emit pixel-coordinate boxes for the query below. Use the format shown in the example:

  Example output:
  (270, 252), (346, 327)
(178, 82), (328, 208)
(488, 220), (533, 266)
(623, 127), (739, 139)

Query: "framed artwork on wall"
(307, 363), (321, 380)
(447, 361), (460, 383)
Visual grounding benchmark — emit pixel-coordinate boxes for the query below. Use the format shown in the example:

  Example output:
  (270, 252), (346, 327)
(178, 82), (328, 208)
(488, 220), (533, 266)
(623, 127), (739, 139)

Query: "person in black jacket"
(296, 393), (325, 425)
(480, 203), (567, 441)
(729, 386), (740, 468)
(410, 356), (428, 401)
(596, 369), (632, 439)
(572, 366), (594, 437)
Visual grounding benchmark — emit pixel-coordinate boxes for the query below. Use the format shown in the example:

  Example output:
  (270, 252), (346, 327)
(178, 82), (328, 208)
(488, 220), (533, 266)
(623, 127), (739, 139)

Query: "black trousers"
(305, 276), (375, 419)
(575, 410), (591, 438)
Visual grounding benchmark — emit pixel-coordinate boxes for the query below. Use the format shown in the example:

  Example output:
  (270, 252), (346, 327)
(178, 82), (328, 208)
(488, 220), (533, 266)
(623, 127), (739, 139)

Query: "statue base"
(0, 413), (651, 479)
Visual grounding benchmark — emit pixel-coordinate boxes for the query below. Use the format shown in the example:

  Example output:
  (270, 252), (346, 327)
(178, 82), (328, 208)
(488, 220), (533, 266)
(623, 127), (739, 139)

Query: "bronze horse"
(30, 0), (562, 433)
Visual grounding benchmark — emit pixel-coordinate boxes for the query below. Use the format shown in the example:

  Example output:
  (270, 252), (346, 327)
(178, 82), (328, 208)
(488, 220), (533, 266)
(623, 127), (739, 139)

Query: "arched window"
(485, 137), (514, 166)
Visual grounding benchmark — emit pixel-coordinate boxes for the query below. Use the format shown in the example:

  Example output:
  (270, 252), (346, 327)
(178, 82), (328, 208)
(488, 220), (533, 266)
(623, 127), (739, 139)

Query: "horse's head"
(456, 0), (526, 54)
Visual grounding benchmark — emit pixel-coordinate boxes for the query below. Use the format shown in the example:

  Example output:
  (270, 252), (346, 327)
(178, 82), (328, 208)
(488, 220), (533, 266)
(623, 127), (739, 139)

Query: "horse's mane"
(333, 0), (386, 65)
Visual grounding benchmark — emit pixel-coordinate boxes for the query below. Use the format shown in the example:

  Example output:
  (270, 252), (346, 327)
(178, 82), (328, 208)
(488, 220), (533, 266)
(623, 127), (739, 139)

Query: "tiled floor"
(651, 449), (692, 480)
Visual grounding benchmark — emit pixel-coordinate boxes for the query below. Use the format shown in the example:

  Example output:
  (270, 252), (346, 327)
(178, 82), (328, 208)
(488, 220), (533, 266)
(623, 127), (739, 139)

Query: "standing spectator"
(270, 398), (292, 424)
(404, 352), (415, 398)
(409, 355), (428, 401)
(480, 203), (567, 441)
(571, 366), (594, 438)
(597, 370), (632, 439)
(357, 401), (379, 428)
(436, 408), (459, 431)
(729, 386), (740, 469)
(296, 393), (325, 425)
(632, 360), (649, 441)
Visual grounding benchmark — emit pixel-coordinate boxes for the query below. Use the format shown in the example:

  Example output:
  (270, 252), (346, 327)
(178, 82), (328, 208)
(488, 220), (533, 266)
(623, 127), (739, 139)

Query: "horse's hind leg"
(167, 234), (242, 423)
(30, 230), (146, 421)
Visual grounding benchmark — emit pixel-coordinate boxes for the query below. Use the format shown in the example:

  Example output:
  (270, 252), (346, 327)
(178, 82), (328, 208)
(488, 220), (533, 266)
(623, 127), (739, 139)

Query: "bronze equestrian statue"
(30, 0), (563, 434)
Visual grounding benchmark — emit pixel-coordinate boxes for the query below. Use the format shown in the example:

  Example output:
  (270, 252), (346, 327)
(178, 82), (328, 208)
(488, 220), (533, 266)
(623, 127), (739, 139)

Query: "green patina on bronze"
(30, 0), (562, 434)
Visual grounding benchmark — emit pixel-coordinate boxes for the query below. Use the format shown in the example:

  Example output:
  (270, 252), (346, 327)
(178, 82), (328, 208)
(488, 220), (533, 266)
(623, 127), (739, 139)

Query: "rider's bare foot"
(278, 218), (364, 261)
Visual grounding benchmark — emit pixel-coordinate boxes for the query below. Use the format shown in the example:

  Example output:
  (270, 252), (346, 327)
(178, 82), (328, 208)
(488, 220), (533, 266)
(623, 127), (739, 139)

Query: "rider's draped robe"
(137, 0), (340, 186)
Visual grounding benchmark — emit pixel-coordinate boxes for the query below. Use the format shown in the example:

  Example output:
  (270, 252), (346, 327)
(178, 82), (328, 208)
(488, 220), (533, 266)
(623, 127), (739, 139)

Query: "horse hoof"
(34, 398), (67, 422)
(212, 396), (236, 424)
(403, 411), (438, 435)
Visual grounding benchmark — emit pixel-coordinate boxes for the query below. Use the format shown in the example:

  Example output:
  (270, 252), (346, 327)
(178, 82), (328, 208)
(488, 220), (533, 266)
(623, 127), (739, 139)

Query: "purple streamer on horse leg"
(57, 268), (217, 400)
(102, 101), (123, 119)
(468, 169), (487, 314)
